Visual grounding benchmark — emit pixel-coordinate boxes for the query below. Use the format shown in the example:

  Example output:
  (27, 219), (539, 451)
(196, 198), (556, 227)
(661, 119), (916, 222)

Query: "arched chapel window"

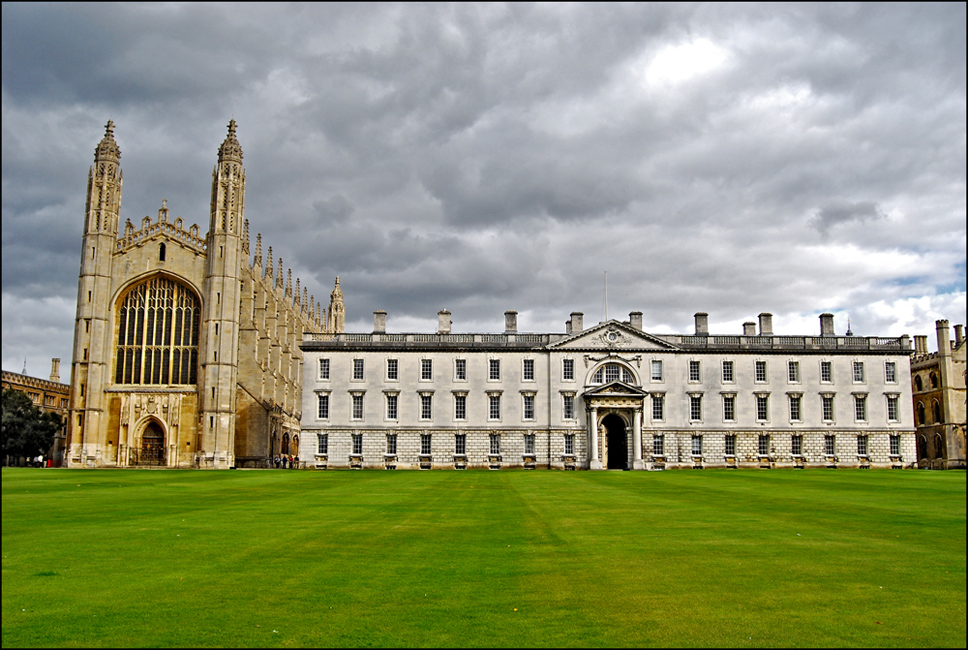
(932, 400), (942, 424)
(916, 402), (926, 425)
(930, 372), (938, 389)
(115, 276), (199, 385)
(915, 375), (923, 392)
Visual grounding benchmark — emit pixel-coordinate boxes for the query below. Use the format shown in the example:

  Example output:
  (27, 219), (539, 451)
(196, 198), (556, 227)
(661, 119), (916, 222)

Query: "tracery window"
(115, 276), (199, 385)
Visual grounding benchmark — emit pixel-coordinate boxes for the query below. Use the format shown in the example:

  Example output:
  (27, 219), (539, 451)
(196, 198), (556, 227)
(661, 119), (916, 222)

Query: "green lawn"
(2, 468), (965, 648)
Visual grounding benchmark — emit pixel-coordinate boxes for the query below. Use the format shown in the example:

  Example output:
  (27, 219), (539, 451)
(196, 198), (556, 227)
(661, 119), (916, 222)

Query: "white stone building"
(299, 310), (916, 470)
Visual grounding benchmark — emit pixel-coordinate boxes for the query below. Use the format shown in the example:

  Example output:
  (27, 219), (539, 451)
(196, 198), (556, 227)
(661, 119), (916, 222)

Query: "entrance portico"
(583, 382), (648, 470)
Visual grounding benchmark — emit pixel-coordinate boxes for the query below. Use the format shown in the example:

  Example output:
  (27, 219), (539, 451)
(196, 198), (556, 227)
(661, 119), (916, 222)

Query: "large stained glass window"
(115, 276), (199, 385)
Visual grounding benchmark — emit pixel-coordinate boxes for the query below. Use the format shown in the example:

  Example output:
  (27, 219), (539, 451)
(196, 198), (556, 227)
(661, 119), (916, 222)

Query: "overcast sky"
(2, 2), (965, 379)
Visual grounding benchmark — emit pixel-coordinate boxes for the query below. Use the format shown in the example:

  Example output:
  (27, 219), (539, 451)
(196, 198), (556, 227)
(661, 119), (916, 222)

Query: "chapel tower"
(68, 121), (123, 463)
(198, 120), (246, 467)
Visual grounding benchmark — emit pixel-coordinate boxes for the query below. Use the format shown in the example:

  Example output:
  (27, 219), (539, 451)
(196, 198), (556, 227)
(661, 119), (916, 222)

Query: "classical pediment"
(549, 320), (680, 351)
(583, 380), (650, 398)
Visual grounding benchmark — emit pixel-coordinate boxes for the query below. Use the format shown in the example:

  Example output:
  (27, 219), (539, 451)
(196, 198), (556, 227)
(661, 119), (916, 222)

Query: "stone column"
(632, 407), (644, 470)
(589, 405), (602, 469)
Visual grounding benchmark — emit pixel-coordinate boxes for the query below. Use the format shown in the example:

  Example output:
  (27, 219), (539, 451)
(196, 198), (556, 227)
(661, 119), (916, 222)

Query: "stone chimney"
(373, 310), (387, 334)
(694, 312), (709, 335)
(819, 313), (835, 336)
(900, 334), (911, 351)
(438, 310), (451, 335)
(629, 312), (643, 331)
(743, 321), (757, 336)
(570, 312), (584, 334)
(914, 335), (928, 355)
(936, 319), (950, 356)
(758, 313), (773, 336)
(49, 358), (61, 383)
(954, 324), (963, 348)
(504, 310), (518, 333)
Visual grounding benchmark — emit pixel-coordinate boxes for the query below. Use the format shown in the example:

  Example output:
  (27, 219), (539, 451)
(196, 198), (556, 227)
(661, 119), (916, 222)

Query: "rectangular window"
(420, 394), (433, 420)
(690, 394), (703, 421)
(725, 434), (736, 456)
(564, 434), (575, 455)
(653, 434), (664, 456)
(386, 359), (398, 380)
(885, 361), (897, 383)
(523, 359), (535, 381)
(352, 433), (363, 455)
(651, 360), (663, 381)
(756, 395), (769, 421)
(563, 358), (575, 381)
(455, 359), (466, 381)
(352, 359), (364, 380)
(723, 395), (735, 421)
(857, 435), (869, 457)
(317, 433), (328, 455)
(854, 395), (867, 421)
(691, 435), (703, 456)
(689, 360), (701, 382)
(890, 434), (900, 456)
(822, 395), (834, 422)
(421, 359), (433, 381)
(317, 394), (329, 419)
(386, 394), (398, 420)
(758, 434), (770, 456)
(454, 394), (467, 420)
(755, 360), (767, 382)
(824, 434), (836, 456)
(489, 359), (501, 380)
(352, 394), (364, 420)
(722, 360), (734, 383)
(853, 361), (865, 383)
(489, 394), (501, 420)
(455, 434), (466, 455)
(523, 394), (535, 420)
(887, 395), (899, 421)
(791, 435), (803, 456)
(420, 434), (432, 456)
(489, 434), (501, 455)
(386, 434), (397, 455)
(318, 358), (330, 380)
(789, 395), (802, 421)
(524, 433), (535, 454)
(788, 361), (800, 383)
(652, 394), (665, 421)
(820, 361), (832, 383)
(563, 394), (575, 420)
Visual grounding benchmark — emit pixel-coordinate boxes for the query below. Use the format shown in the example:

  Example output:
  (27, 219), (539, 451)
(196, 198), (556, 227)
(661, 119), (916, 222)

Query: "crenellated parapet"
(117, 201), (206, 254)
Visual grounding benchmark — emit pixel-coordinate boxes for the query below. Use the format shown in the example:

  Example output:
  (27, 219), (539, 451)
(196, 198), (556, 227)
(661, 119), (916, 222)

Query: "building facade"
(66, 121), (344, 469)
(2, 358), (70, 465)
(911, 319), (966, 469)
(299, 310), (916, 470)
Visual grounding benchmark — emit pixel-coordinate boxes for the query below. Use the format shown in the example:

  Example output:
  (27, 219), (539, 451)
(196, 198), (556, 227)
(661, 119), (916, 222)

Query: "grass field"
(2, 468), (965, 648)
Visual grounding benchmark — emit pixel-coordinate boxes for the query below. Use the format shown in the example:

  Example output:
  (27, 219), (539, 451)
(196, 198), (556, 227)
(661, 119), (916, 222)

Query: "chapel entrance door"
(140, 421), (165, 466)
(603, 413), (628, 470)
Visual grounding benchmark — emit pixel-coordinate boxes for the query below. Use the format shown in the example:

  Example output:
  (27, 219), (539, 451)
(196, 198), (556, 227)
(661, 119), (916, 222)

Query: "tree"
(2, 387), (63, 464)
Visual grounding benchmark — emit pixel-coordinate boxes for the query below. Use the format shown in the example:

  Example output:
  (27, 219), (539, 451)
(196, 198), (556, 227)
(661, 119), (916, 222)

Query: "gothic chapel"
(67, 121), (345, 468)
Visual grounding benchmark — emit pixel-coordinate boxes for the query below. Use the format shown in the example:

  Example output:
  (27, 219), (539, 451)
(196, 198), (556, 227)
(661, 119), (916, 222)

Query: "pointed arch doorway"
(139, 420), (165, 466)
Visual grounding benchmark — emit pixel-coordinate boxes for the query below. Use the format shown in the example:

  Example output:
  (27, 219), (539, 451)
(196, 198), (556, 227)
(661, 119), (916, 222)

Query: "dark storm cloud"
(2, 3), (965, 377)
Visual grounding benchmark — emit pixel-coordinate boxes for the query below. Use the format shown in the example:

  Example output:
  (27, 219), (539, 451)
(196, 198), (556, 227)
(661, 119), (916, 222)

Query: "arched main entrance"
(603, 414), (628, 470)
(139, 421), (165, 466)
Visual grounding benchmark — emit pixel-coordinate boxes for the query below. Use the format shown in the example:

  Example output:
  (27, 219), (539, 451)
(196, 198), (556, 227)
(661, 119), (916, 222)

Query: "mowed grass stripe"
(2, 469), (964, 648)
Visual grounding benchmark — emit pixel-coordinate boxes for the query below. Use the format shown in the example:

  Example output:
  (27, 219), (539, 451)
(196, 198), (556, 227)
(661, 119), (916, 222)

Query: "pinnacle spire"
(265, 247), (273, 279)
(253, 233), (263, 271)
